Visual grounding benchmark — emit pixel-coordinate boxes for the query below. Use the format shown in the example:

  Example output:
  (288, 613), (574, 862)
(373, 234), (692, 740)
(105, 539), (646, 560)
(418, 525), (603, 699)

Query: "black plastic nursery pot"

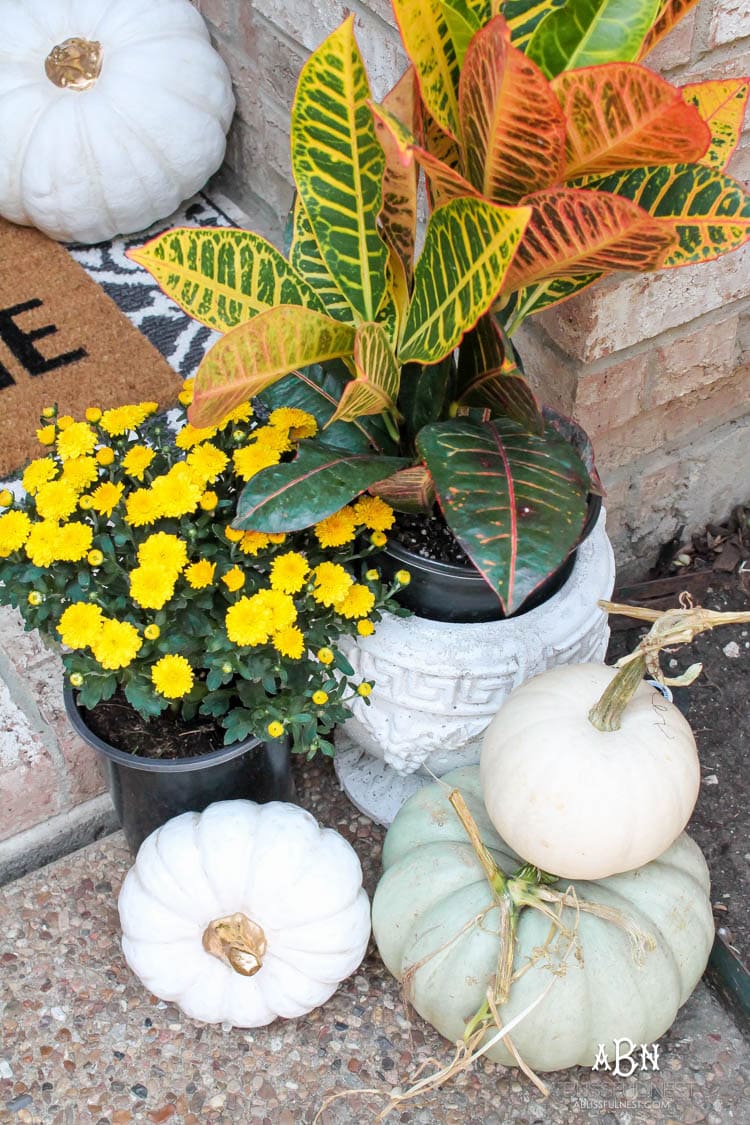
(63, 684), (296, 854)
(378, 493), (603, 624)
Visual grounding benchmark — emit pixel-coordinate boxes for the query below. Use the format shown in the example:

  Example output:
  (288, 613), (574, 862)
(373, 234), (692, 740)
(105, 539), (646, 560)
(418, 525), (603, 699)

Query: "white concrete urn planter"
(334, 508), (616, 825)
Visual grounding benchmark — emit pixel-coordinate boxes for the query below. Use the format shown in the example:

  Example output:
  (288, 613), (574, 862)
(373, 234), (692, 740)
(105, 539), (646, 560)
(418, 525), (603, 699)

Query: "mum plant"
(132, 0), (750, 615)
(0, 392), (404, 756)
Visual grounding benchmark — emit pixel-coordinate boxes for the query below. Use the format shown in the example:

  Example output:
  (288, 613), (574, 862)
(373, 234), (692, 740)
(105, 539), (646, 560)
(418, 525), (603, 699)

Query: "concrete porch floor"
(1, 758), (749, 1125)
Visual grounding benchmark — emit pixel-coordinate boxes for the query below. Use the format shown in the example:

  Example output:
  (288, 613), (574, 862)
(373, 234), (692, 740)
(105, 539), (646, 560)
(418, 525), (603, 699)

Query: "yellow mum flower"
(186, 442), (228, 485)
(56, 522), (94, 563)
(175, 422), (217, 450)
(226, 589), (296, 646)
(218, 402), (253, 427)
(36, 424), (56, 445)
(137, 532), (188, 574)
(365, 568), (380, 581)
(130, 565), (175, 610)
(22, 457), (58, 495)
(41, 406), (56, 418)
(269, 551), (309, 594)
(312, 562), (353, 607)
(314, 507), (358, 548)
(87, 549), (104, 566)
(317, 647), (334, 665)
(199, 491), (218, 511)
(151, 654), (194, 699)
(89, 481), (124, 517)
(122, 445), (155, 481)
(357, 619), (375, 637)
(395, 569), (411, 585)
(312, 690), (329, 705)
(124, 489), (160, 527)
(371, 531), (387, 548)
(25, 521), (61, 567)
(0, 489), (12, 507)
(357, 682), (373, 697)
(225, 525), (244, 543)
(57, 415), (74, 430)
(96, 447), (115, 467)
(353, 495), (395, 531)
(185, 560), (216, 589)
(0, 510), (32, 557)
(178, 390), (192, 407)
(151, 464), (202, 518)
(91, 619), (142, 670)
(232, 442), (283, 482)
(100, 402), (158, 436)
(56, 422), (97, 461)
(268, 407), (318, 439)
(57, 603), (103, 649)
(268, 533), (286, 544)
(237, 530), (270, 555)
(272, 625), (305, 660)
(221, 566), (246, 592)
(69, 672), (84, 687)
(28, 591), (43, 606)
(85, 407), (102, 423)
(267, 721), (284, 739)
(338, 583), (376, 620)
(35, 480), (78, 522)
(60, 457), (98, 494)
(144, 624), (160, 640)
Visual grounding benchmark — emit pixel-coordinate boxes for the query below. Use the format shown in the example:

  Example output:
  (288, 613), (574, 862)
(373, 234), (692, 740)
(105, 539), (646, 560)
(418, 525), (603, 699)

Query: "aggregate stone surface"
(1, 757), (749, 1125)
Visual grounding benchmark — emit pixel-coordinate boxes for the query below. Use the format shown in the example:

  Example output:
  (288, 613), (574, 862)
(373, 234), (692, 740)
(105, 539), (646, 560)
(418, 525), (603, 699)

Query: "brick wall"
(193, 0), (750, 579)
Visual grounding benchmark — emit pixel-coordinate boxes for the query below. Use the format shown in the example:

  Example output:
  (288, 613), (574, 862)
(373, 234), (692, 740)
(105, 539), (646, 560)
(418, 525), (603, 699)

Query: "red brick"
(647, 315), (739, 407)
(643, 10), (697, 74)
(0, 745), (61, 841)
(708, 0), (750, 49)
(191, 0), (238, 38)
(513, 322), (579, 415)
(575, 352), (651, 437)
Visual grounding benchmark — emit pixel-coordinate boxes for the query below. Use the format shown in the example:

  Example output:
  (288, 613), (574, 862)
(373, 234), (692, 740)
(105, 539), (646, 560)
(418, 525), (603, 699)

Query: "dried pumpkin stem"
(202, 912), (267, 977)
(448, 790), (506, 896)
(587, 652), (648, 732)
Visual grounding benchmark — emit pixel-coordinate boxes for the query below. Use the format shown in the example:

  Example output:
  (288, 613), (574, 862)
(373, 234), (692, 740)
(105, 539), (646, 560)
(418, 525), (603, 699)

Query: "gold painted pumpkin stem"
(202, 912), (267, 977)
(45, 37), (103, 91)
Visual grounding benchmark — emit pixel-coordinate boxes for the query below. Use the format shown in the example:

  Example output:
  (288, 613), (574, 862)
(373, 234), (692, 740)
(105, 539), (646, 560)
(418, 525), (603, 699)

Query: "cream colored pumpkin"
(0, 0), (234, 243)
(480, 663), (700, 880)
(118, 801), (371, 1027)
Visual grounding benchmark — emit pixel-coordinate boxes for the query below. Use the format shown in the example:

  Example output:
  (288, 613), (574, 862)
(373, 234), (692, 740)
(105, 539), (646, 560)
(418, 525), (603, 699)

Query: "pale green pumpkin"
(372, 767), (714, 1072)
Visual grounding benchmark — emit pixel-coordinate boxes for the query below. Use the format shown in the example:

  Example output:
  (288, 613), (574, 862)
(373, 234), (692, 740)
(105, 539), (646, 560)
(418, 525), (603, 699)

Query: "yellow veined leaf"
(440, 0), (488, 66)
(127, 227), (325, 332)
(455, 313), (544, 431)
(391, 0), (462, 138)
(459, 15), (566, 204)
(374, 67), (419, 288)
(682, 79), (750, 172)
(371, 101), (481, 207)
(526, 0), (662, 78)
(503, 0), (568, 53)
(553, 63), (710, 179)
(289, 195), (355, 323)
(501, 272), (606, 333)
(382, 244), (410, 350)
(636, 0), (702, 61)
(189, 307), (356, 428)
(369, 465), (437, 514)
(419, 100), (467, 209)
(291, 16), (388, 323)
(582, 164), (750, 268)
(326, 323), (401, 426)
(399, 197), (531, 364)
(501, 187), (675, 292)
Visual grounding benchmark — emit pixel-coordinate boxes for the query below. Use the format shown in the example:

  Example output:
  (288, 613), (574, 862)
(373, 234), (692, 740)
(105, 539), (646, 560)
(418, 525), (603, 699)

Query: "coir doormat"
(0, 217), (181, 478)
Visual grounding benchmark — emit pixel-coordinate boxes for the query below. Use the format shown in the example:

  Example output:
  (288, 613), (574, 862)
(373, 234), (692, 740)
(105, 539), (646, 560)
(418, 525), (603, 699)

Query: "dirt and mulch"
(606, 503), (750, 982)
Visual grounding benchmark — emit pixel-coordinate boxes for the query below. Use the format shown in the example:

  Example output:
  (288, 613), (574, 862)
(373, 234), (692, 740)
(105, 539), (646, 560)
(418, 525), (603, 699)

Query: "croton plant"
(132, 0), (750, 615)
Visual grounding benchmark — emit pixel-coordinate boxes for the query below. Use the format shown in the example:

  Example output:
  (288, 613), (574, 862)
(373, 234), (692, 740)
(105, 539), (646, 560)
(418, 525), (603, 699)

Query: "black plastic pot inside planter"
(378, 494), (603, 623)
(63, 684), (296, 854)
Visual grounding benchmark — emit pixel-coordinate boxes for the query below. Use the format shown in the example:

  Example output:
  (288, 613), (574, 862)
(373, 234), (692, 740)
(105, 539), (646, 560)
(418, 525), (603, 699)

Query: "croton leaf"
(326, 323), (401, 426)
(391, 0), (461, 138)
(370, 101), (481, 206)
(501, 187), (675, 293)
(526, 0), (662, 78)
(399, 355), (455, 435)
(419, 100), (467, 209)
(440, 0), (490, 65)
(289, 195), (354, 323)
(455, 313), (544, 432)
(682, 79), (750, 172)
(503, 0), (568, 53)
(636, 0), (702, 62)
(582, 164), (750, 268)
(369, 465), (437, 514)
(374, 68), (420, 289)
(291, 16), (388, 323)
(399, 197), (532, 364)
(460, 15), (566, 204)
(234, 441), (409, 532)
(127, 227), (325, 332)
(190, 307), (356, 428)
(500, 271), (605, 331)
(416, 417), (590, 614)
(553, 63), (710, 180)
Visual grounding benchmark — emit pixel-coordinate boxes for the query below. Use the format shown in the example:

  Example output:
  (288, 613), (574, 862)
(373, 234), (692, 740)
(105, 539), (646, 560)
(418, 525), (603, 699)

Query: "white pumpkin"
(0, 0), (235, 243)
(118, 800), (371, 1027)
(480, 663), (700, 880)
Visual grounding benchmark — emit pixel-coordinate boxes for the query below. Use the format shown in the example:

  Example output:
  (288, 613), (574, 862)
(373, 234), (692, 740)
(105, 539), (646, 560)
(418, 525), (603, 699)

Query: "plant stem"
(587, 653), (647, 732)
(448, 790), (506, 896)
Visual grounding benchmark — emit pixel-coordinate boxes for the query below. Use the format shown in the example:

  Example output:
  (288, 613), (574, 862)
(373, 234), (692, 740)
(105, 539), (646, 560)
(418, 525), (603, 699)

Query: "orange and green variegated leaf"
(399, 198), (532, 364)
(189, 307), (356, 428)
(374, 68), (419, 288)
(369, 465), (437, 514)
(526, 0), (662, 79)
(503, 0), (568, 53)
(636, 0), (701, 62)
(582, 164), (750, 268)
(127, 227), (325, 333)
(419, 101), (467, 208)
(382, 244), (410, 349)
(291, 16), (388, 323)
(501, 188), (675, 293)
(326, 323), (401, 426)
(460, 15), (566, 205)
(455, 313), (544, 432)
(502, 272), (605, 331)
(391, 0), (461, 138)
(553, 63), (710, 180)
(682, 79), (750, 172)
(289, 195), (355, 324)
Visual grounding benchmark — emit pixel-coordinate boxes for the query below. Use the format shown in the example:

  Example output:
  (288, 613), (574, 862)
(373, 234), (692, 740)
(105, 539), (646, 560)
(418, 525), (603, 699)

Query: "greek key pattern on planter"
(339, 511), (616, 776)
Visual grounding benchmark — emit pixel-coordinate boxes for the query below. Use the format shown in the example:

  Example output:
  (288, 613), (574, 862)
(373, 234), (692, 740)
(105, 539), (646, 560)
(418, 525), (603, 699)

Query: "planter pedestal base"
(334, 740), (429, 827)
